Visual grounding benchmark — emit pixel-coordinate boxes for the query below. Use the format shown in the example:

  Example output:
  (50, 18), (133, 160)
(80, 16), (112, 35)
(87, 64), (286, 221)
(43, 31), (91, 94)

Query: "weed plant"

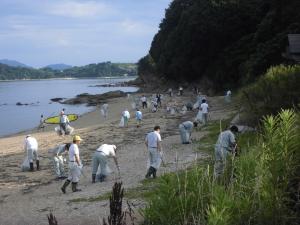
(143, 110), (300, 225)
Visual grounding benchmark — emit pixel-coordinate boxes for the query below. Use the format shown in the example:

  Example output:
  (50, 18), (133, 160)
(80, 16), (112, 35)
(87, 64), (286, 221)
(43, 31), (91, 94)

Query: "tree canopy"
(138, 0), (300, 91)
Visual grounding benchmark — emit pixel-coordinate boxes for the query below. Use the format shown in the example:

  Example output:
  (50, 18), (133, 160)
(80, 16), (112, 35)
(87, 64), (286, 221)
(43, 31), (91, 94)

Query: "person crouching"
(91, 144), (120, 183)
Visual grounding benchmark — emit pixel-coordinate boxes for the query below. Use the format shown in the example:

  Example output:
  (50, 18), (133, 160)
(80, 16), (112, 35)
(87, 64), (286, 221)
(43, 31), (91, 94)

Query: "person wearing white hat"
(91, 144), (120, 183)
(61, 135), (83, 193)
(24, 135), (39, 171)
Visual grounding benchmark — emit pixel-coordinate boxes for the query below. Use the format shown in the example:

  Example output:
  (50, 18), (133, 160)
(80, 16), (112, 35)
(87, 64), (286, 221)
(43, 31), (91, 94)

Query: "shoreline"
(0, 76), (137, 82)
(0, 90), (237, 225)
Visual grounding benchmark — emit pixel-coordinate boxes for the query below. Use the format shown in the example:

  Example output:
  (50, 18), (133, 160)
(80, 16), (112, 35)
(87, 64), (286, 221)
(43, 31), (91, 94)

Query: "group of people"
(22, 87), (237, 194)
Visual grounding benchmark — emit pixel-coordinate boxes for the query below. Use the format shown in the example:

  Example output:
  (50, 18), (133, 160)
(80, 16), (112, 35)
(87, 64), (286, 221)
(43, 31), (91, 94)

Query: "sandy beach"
(0, 91), (236, 225)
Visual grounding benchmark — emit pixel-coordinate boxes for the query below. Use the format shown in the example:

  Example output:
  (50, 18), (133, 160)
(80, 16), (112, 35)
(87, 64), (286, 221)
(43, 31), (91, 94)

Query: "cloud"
(47, 1), (112, 18)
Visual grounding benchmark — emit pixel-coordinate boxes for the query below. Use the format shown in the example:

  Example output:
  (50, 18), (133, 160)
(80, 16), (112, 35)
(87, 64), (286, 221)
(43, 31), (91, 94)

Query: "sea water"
(0, 77), (138, 137)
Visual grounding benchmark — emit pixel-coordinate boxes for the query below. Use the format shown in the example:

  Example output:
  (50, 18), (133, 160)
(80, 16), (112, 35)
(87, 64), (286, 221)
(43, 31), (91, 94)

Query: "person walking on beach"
(225, 90), (232, 103)
(50, 143), (71, 179)
(179, 121), (198, 144)
(24, 135), (39, 171)
(200, 99), (209, 125)
(179, 86), (183, 96)
(145, 126), (162, 179)
(156, 94), (162, 107)
(59, 111), (70, 135)
(135, 108), (143, 128)
(61, 135), (83, 193)
(91, 144), (120, 183)
(101, 103), (109, 119)
(214, 126), (238, 178)
(168, 88), (173, 97)
(141, 95), (147, 109)
(122, 109), (130, 127)
(37, 114), (45, 131)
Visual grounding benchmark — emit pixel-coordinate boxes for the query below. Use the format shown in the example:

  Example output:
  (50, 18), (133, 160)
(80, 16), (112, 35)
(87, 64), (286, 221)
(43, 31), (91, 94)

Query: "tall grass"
(143, 110), (300, 225)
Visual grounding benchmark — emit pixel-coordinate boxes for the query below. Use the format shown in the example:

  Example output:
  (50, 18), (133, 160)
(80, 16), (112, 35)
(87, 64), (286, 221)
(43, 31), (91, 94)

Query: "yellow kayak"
(44, 114), (78, 124)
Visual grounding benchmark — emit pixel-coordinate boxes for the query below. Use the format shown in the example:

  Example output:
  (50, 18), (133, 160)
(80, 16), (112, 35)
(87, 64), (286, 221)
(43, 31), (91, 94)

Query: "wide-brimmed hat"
(73, 135), (82, 142)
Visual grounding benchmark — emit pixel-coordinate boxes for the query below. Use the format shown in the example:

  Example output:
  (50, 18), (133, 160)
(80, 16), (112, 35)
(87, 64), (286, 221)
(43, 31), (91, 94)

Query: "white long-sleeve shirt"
(24, 136), (38, 151)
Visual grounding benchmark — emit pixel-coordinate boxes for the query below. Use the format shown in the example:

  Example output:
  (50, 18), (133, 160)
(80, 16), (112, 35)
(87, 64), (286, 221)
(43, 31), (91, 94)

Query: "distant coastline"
(0, 76), (138, 82)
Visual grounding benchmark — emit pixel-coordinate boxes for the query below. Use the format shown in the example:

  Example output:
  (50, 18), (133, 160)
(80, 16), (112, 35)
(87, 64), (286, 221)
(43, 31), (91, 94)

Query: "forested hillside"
(0, 62), (137, 80)
(138, 0), (300, 91)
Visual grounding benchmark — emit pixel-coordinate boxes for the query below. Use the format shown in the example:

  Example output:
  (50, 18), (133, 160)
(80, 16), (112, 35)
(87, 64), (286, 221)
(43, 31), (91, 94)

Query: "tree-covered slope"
(138, 0), (300, 91)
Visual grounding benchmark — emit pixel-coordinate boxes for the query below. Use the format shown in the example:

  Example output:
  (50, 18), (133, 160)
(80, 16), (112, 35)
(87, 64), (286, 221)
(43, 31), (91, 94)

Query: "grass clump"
(143, 109), (300, 225)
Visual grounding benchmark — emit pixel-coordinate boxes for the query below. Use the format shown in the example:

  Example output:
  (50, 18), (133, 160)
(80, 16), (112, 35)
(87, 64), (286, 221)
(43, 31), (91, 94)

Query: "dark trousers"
(142, 102), (147, 109)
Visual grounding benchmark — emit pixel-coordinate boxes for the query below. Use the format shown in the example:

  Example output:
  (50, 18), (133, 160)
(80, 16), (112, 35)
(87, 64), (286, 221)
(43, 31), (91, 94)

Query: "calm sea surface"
(0, 77), (138, 137)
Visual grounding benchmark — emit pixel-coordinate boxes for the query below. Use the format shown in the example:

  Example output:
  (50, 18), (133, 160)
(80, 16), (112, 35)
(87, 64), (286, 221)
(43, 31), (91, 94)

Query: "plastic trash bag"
(100, 109), (105, 116)
(55, 125), (74, 135)
(170, 108), (176, 115)
(119, 117), (125, 127)
(193, 102), (199, 110)
(195, 111), (203, 122)
(96, 163), (112, 179)
(131, 102), (136, 109)
(21, 156), (30, 172)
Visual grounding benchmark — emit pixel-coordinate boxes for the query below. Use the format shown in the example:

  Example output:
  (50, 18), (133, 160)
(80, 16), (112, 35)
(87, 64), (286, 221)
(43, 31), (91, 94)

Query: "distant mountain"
(0, 61), (137, 80)
(0, 59), (31, 68)
(44, 64), (73, 71)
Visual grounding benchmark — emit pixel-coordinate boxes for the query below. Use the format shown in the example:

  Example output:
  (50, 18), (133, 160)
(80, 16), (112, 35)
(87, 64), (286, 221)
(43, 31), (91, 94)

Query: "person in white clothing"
(225, 90), (232, 103)
(91, 144), (120, 183)
(50, 143), (71, 179)
(135, 109), (143, 127)
(214, 126), (238, 178)
(122, 109), (130, 127)
(24, 135), (39, 171)
(59, 112), (70, 135)
(141, 95), (147, 109)
(200, 99), (209, 125)
(101, 103), (109, 119)
(145, 126), (162, 178)
(61, 135), (82, 193)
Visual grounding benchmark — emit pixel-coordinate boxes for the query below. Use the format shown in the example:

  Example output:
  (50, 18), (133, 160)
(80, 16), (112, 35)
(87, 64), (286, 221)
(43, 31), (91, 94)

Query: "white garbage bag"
(21, 156), (30, 172)
(193, 102), (199, 110)
(119, 117), (125, 127)
(195, 111), (203, 122)
(131, 102), (136, 109)
(170, 108), (175, 115)
(100, 109), (105, 116)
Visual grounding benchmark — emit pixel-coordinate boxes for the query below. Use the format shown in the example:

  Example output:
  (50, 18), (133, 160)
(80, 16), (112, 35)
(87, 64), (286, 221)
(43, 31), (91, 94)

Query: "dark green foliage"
(139, 0), (300, 91)
(0, 62), (137, 80)
(242, 64), (300, 121)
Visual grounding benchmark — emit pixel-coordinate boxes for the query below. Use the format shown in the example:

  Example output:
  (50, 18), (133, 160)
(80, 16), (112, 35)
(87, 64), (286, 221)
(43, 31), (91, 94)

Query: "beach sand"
(0, 92), (236, 225)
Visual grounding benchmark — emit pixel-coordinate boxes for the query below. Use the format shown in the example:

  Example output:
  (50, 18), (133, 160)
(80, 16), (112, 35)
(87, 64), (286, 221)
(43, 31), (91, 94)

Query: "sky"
(0, 0), (172, 68)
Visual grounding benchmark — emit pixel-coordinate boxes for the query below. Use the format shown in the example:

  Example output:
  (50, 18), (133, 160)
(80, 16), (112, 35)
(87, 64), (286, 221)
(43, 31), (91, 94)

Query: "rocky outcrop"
(50, 98), (65, 102)
(62, 90), (127, 106)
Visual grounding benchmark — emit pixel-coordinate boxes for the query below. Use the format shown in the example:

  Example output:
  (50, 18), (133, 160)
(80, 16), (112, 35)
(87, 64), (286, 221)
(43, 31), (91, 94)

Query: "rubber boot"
(92, 174), (96, 183)
(99, 174), (106, 182)
(72, 182), (82, 192)
(30, 162), (34, 171)
(61, 179), (71, 194)
(145, 167), (152, 178)
(36, 160), (40, 170)
(152, 167), (157, 178)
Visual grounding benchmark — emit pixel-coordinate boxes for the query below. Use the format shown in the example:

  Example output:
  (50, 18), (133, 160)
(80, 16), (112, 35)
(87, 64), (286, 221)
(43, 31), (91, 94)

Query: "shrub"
(242, 64), (300, 121)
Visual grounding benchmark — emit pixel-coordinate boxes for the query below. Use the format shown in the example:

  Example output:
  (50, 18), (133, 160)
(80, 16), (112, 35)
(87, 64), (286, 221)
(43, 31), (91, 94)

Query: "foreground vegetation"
(143, 110), (300, 225)
(0, 62), (137, 80)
